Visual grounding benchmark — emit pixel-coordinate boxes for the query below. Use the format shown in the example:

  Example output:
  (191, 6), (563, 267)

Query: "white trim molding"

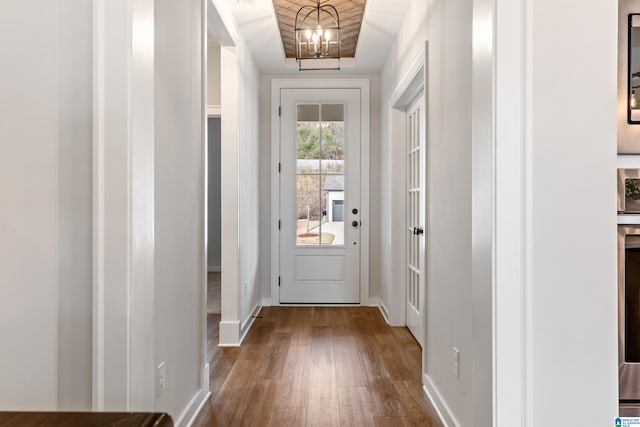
(388, 43), (427, 328)
(207, 105), (221, 117)
(370, 297), (390, 324)
(92, 0), (106, 410)
(491, 0), (528, 424)
(219, 320), (241, 347)
(175, 388), (211, 427)
(240, 304), (262, 339)
(423, 374), (460, 427)
(219, 45), (241, 347)
(92, 0), (156, 411)
(218, 304), (262, 347)
(270, 78), (371, 306)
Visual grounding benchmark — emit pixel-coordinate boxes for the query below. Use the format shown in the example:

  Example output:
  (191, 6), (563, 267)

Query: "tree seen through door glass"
(296, 104), (345, 246)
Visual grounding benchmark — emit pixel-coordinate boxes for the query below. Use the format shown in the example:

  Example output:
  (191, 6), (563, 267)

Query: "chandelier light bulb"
(305, 29), (312, 40)
(316, 25), (323, 37)
(325, 30), (331, 40)
(312, 32), (318, 42)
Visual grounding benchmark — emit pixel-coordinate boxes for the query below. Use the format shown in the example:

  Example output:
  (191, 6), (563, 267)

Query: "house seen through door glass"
(296, 104), (345, 246)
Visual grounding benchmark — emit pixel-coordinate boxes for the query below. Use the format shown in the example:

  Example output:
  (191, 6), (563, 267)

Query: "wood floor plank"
(264, 332), (292, 379)
(402, 380), (444, 424)
(359, 348), (391, 383)
(194, 307), (442, 427)
(338, 385), (375, 427)
(306, 367), (340, 427)
(278, 336), (312, 406)
(373, 416), (413, 427)
(310, 325), (334, 367)
(269, 405), (306, 426)
(365, 379), (406, 417)
(237, 379), (279, 426)
(393, 381), (442, 426)
(333, 335), (366, 386)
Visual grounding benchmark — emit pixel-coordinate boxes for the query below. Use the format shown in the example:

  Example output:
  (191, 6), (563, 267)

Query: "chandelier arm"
(299, 8), (319, 28)
(320, 4), (340, 27)
(294, 5), (317, 29)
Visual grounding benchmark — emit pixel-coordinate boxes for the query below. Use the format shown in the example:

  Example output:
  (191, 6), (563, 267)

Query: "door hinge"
(278, 106), (281, 117)
(278, 276), (281, 287)
(278, 220), (281, 230)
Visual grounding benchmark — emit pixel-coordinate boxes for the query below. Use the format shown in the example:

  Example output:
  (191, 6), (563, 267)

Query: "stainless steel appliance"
(619, 224), (640, 401)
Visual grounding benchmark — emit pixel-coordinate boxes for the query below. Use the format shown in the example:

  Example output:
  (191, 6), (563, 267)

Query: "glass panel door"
(279, 88), (361, 303)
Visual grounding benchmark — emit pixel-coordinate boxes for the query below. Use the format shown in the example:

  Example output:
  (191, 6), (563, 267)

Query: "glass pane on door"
(295, 103), (346, 247)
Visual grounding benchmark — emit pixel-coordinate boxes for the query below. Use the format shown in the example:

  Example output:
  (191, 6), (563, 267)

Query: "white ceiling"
(215, 0), (413, 74)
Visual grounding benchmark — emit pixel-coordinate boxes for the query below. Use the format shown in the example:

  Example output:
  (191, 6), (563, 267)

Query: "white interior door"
(279, 88), (361, 303)
(406, 93), (425, 346)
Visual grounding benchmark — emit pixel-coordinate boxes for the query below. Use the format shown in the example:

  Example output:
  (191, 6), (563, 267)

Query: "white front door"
(279, 88), (361, 303)
(406, 92), (425, 346)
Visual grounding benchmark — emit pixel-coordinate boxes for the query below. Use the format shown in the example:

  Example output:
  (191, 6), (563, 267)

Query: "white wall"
(207, 46), (221, 107)
(207, 45), (222, 273)
(258, 73), (381, 305)
(215, 1), (262, 344)
(56, 0), (94, 410)
(237, 41), (262, 328)
(154, 0), (206, 419)
(0, 0), (93, 411)
(380, 0), (475, 424)
(525, 0), (618, 424)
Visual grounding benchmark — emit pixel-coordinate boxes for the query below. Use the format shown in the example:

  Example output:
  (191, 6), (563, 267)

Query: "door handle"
(413, 227), (424, 235)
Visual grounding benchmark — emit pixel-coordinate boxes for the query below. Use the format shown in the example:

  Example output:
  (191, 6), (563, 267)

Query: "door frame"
(388, 43), (427, 328)
(404, 90), (426, 346)
(270, 79), (370, 306)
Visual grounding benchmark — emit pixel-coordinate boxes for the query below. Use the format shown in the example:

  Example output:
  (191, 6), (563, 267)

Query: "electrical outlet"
(452, 347), (460, 378)
(157, 362), (166, 397)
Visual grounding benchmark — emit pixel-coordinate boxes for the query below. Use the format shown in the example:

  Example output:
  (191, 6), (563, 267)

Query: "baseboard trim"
(239, 304), (262, 344)
(218, 320), (241, 347)
(207, 266), (221, 273)
(423, 373), (460, 427)
(201, 363), (209, 391)
(218, 304), (262, 347)
(175, 387), (211, 427)
(371, 297), (390, 324)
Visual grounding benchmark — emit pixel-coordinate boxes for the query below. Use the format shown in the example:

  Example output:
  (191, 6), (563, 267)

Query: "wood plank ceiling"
(273, 0), (367, 59)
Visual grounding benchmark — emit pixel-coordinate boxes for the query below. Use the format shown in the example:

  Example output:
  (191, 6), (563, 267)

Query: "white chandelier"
(294, 0), (341, 71)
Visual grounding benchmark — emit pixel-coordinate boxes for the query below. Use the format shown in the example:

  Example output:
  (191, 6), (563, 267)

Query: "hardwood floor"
(194, 307), (443, 427)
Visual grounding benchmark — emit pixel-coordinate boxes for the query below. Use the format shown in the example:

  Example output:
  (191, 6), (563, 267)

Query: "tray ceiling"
(273, 0), (367, 59)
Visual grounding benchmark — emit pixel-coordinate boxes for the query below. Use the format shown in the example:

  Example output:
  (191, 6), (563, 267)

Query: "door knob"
(352, 220), (359, 227)
(352, 208), (358, 214)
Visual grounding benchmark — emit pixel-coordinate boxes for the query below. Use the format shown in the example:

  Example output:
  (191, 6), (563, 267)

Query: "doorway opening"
(207, 116), (221, 315)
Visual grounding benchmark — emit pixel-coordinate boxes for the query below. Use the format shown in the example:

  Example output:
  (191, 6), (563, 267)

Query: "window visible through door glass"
(295, 104), (345, 246)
